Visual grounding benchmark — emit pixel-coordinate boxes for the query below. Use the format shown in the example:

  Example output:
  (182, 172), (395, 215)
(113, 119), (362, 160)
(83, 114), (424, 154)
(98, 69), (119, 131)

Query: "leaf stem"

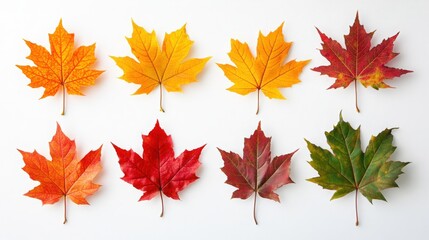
(256, 89), (260, 115)
(354, 80), (360, 113)
(159, 191), (164, 218)
(355, 189), (359, 226)
(253, 193), (258, 225)
(61, 84), (66, 115)
(63, 196), (67, 224)
(159, 84), (165, 112)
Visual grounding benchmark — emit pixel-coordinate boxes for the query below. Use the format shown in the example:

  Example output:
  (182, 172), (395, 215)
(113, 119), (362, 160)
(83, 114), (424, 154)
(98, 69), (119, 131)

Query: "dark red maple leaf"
(217, 122), (297, 225)
(112, 121), (205, 217)
(313, 13), (411, 112)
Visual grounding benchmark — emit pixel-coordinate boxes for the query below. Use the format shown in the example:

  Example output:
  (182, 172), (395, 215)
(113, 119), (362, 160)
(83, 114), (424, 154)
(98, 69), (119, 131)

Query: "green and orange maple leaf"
(19, 124), (102, 224)
(306, 113), (409, 226)
(217, 23), (310, 114)
(111, 21), (210, 112)
(17, 20), (103, 115)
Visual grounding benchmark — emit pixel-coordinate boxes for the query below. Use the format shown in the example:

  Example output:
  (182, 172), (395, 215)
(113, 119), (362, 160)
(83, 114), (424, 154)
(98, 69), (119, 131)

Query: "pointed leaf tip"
(55, 122), (63, 134)
(355, 12), (360, 22)
(111, 142), (121, 152)
(153, 120), (162, 131)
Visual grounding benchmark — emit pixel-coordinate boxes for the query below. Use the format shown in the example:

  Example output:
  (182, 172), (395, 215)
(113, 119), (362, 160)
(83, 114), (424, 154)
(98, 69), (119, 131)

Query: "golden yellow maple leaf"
(217, 23), (310, 114)
(17, 20), (103, 115)
(111, 21), (211, 112)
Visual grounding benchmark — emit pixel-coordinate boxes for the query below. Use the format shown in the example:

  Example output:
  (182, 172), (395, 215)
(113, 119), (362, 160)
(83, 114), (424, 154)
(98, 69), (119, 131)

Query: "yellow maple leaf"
(17, 20), (104, 115)
(111, 21), (211, 112)
(217, 23), (310, 114)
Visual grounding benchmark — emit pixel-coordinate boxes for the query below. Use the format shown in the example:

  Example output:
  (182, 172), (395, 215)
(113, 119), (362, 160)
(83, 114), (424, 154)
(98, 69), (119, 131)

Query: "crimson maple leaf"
(112, 121), (205, 217)
(217, 122), (296, 225)
(312, 13), (411, 112)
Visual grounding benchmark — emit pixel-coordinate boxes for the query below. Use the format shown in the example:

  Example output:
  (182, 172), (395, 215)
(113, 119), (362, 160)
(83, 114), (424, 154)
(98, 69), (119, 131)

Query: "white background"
(0, 0), (427, 239)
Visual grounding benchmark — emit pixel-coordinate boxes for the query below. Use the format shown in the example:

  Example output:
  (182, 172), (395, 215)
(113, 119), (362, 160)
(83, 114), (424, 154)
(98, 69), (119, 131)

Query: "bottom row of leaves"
(19, 114), (409, 226)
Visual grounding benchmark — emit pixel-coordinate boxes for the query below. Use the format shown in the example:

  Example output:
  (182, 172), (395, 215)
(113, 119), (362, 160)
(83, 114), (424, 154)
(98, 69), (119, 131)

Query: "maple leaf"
(111, 21), (210, 112)
(217, 122), (297, 224)
(305, 113), (409, 226)
(112, 120), (205, 217)
(312, 13), (411, 112)
(17, 20), (104, 115)
(217, 23), (310, 114)
(19, 123), (102, 224)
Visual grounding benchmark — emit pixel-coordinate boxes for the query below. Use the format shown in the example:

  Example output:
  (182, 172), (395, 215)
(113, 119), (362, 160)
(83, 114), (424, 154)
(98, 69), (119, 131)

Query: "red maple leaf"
(112, 121), (205, 217)
(217, 122), (297, 224)
(312, 13), (411, 112)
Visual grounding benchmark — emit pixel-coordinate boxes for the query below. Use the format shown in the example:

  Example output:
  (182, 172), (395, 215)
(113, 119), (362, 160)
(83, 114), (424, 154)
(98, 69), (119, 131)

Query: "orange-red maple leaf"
(17, 20), (104, 115)
(19, 124), (102, 224)
(112, 120), (205, 217)
(313, 13), (411, 112)
(111, 21), (210, 112)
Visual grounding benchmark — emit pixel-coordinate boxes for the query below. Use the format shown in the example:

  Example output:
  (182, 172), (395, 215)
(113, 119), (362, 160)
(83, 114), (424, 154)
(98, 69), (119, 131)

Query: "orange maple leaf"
(19, 124), (102, 224)
(17, 20), (104, 115)
(111, 20), (210, 112)
(217, 23), (310, 114)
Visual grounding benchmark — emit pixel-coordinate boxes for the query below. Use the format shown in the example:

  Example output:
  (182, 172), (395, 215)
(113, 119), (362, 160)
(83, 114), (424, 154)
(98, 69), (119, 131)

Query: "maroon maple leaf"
(112, 120), (205, 217)
(313, 13), (411, 112)
(217, 122), (297, 224)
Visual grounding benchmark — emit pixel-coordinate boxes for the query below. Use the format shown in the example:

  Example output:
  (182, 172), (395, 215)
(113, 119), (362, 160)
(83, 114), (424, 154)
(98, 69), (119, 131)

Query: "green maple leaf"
(305, 113), (409, 226)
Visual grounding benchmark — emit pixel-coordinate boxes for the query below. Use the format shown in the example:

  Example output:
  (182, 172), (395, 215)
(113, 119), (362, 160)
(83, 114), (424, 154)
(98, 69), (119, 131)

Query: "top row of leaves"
(17, 13), (411, 115)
